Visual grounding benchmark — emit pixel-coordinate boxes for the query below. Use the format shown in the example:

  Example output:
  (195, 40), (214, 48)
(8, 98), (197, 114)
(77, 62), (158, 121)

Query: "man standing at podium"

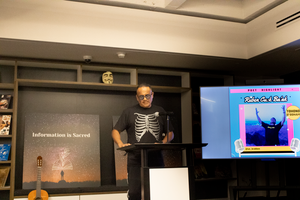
(112, 83), (174, 200)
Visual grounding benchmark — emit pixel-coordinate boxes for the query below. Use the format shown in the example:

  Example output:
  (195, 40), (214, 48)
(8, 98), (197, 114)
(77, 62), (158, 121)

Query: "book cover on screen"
(0, 115), (11, 135)
(201, 85), (300, 159)
(22, 113), (101, 189)
(0, 144), (11, 161)
(0, 94), (12, 109)
(0, 166), (10, 187)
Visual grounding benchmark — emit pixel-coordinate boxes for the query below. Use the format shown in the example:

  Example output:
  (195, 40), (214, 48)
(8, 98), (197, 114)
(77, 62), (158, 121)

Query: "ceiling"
(1, 0), (300, 80)
(78, 0), (287, 23)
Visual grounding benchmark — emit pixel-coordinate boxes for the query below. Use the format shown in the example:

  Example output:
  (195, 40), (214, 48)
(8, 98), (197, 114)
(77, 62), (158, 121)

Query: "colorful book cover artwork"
(0, 144), (11, 161)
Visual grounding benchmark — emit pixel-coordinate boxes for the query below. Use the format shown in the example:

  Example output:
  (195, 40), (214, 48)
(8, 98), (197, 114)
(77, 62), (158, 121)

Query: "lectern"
(118, 143), (207, 200)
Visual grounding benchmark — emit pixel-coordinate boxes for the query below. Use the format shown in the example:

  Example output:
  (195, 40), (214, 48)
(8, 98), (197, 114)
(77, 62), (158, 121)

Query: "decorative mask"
(102, 71), (113, 84)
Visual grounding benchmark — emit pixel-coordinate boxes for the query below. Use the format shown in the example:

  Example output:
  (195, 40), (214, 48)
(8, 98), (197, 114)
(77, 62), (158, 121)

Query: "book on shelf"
(0, 115), (11, 135)
(0, 144), (11, 161)
(0, 94), (12, 109)
(0, 166), (10, 187)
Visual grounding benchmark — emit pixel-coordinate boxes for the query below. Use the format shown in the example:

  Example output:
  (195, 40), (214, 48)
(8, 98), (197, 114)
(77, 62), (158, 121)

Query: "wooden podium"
(118, 143), (207, 200)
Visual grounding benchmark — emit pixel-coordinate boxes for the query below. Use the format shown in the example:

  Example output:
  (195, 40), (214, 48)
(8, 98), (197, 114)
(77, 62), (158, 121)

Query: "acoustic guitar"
(28, 156), (49, 200)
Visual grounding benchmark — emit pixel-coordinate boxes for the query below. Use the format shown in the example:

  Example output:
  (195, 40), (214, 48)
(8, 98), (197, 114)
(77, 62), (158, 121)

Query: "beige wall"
(1, 0), (300, 60)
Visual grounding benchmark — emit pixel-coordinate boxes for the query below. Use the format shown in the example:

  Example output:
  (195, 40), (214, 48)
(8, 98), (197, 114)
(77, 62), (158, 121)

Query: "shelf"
(17, 79), (190, 93)
(0, 160), (11, 164)
(0, 84), (14, 90)
(82, 65), (136, 73)
(0, 186), (10, 191)
(17, 79), (137, 92)
(151, 85), (190, 93)
(17, 61), (79, 70)
(138, 69), (190, 88)
(0, 135), (12, 138)
(230, 185), (299, 200)
(0, 60), (15, 66)
(0, 109), (13, 113)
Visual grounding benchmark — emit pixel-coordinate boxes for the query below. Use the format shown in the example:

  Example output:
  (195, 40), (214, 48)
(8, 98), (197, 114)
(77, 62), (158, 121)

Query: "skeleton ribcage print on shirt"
(134, 113), (160, 142)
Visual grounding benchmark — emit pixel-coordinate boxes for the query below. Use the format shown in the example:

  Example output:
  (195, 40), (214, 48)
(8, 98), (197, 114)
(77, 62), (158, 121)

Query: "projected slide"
(230, 86), (300, 158)
(23, 113), (101, 189)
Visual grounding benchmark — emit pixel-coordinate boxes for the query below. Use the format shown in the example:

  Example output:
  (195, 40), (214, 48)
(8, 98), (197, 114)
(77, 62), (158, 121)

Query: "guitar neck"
(36, 166), (42, 198)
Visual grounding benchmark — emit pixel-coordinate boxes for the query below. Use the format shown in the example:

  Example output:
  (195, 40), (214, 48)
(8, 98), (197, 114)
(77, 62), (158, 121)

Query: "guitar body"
(28, 189), (49, 200)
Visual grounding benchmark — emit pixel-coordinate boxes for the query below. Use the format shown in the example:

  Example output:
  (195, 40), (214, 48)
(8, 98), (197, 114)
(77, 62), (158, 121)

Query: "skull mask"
(102, 71), (113, 84)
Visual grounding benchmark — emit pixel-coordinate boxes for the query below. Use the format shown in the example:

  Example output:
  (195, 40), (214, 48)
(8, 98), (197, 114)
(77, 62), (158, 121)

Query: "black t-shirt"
(114, 104), (173, 144)
(262, 122), (283, 146)
(114, 104), (174, 166)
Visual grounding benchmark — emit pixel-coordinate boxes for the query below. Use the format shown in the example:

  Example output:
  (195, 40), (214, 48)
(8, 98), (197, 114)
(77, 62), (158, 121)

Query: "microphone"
(234, 139), (245, 157)
(154, 111), (174, 117)
(290, 138), (300, 155)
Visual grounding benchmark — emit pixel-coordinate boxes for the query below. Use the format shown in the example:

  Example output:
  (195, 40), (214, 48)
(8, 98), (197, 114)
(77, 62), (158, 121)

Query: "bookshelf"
(0, 59), (192, 200)
(0, 60), (15, 200)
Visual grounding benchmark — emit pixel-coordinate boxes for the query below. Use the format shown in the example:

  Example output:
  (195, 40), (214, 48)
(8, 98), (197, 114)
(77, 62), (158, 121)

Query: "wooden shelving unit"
(0, 59), (193, 200)
(0, 60), (15, 200)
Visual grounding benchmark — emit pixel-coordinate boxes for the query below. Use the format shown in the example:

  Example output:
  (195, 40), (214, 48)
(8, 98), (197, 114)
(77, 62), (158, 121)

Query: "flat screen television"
(200, 84), (300, 159)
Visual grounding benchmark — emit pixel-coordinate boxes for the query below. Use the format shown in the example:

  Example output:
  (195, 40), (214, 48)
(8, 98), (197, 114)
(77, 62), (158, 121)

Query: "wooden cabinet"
(0, 60), (16, 200)
(0, 60), (192, 199)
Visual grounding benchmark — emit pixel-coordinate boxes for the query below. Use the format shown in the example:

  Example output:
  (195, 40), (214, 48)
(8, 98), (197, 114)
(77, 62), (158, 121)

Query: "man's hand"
(255, 108), (262, 125)
(281, 105), (286, 125)
(112, 129), (131, 148)
(118, 143), (131, 148)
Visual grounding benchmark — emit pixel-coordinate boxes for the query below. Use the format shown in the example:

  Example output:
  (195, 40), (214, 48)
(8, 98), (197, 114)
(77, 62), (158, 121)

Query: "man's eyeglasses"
(138, 94), (151, 100)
